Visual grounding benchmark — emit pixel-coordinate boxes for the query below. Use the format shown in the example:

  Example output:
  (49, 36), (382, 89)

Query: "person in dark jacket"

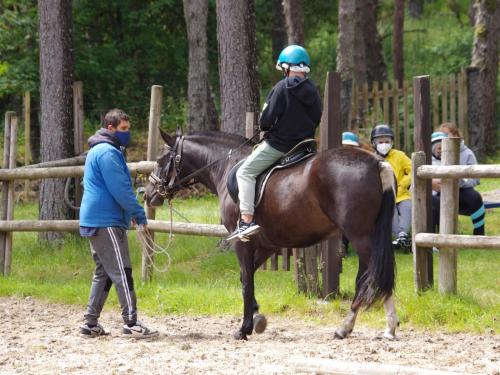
(227, 45), (322, 241)
(79, 108), (157, 338)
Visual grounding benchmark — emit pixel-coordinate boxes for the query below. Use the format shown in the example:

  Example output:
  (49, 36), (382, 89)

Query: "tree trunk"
(38, 0), (74, 241)
(393, 0), (405, 86)
(336, 0), (356, 130)
(283, 0), (304, 45)
(184, 0), (218, 132)
(216, 0), (259, 135)
(352, 0), (368, 130)
(271, 0), (287, 61)
(364, 0), (387, 84)
(469, 0), (500, 158)
(408, 0), (424, 19)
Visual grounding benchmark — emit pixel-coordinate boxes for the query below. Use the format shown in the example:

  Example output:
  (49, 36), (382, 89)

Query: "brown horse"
(145, 130), (399, 341)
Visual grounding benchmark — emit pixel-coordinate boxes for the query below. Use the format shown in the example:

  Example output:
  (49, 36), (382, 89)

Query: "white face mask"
(376, 142), (392, 156)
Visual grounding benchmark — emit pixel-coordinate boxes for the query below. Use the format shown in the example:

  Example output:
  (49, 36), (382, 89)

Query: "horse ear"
(159, 129), (174, 146)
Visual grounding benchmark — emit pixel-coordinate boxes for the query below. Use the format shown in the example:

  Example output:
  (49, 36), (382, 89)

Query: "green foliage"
(0, 0), (495, 131)
(0, 0), (39, 96)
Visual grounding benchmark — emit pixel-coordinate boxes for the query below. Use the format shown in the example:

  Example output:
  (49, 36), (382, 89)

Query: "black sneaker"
(80, 323), (109, 338)
(227, 219), (261, 242)
(122, 321), (159, 339)
(393, 232), (411, 252)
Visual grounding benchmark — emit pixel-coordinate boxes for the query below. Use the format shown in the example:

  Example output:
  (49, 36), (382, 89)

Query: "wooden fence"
(411, 137), (500, 294)
(349, 69), (468, 154)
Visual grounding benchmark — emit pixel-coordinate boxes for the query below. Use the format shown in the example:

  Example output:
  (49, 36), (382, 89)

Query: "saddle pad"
(227, 151), (315, 207)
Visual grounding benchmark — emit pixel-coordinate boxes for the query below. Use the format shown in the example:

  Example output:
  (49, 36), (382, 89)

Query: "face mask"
(376, 142), (392, 156)
(115, 130), (131, 147)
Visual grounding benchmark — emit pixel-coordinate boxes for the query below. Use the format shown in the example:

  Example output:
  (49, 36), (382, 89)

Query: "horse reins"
(149, 132), (261, 200)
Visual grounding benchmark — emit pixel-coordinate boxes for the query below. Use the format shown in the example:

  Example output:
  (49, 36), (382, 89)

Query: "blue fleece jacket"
(79, 129), (147, 228)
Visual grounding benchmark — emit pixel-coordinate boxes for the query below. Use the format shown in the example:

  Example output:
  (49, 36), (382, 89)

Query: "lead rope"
(135, 202), (175, 273)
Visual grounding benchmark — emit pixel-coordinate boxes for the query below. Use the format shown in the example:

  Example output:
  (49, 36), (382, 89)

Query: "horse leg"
(334, 259), (365, 339)
(335, 237), (370, 339)
(233, 241), (256, 340)
(383, 294), (399, 340)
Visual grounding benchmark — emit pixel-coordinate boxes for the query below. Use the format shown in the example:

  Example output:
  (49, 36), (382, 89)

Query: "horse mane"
(187, 130), (252, 147)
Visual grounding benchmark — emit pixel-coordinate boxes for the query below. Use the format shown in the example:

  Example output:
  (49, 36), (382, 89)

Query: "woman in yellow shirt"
(371, 124), (412, 252)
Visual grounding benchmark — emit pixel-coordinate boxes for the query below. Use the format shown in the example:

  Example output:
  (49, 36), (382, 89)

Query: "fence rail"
(415, 233), (500, 249)
(0, 220), (228, 237)
(416, 165), (500, 179)
(0, 161), (156, 180)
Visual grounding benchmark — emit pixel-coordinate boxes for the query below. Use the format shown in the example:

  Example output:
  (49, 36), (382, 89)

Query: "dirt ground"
(0, 297), (497, 375)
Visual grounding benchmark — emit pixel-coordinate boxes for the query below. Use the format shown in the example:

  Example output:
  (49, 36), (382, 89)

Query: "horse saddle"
(227, 139), (317, 206)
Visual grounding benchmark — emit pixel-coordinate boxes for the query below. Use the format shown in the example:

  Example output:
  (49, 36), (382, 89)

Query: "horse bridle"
(148, 135), (187, 200)
(148, 131), (261, 201)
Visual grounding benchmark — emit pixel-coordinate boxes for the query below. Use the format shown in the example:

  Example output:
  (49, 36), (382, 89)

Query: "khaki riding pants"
(236, 141), (285, 216)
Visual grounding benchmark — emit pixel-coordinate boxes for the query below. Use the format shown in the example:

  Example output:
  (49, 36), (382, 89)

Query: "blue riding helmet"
(276, 45), (311, 73)
(431, 131), (448, 144)
(342, 132), (360, 146)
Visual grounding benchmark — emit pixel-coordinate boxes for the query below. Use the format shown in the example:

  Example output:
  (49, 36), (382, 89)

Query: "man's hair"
(102, 108), (129, 128)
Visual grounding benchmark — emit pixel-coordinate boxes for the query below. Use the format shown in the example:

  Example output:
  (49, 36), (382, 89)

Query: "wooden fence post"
(142, 85), (163, 282)
(449, 74), (456, 125)
(3, 114), (18, 275)
(73, 82), (84, 209)
(245, 112), (258, 139)
(438, 137), (460, 294)
(0, 112), (14, 274)
(403, 80), (410, 154)
(411, 151), (430, 291)
(320, 71), (342, 298)
(393, 81), (400, 149)
(413, 75), (433, 287)
(458, 68), (468, 145)
(23, 92), (31, 201)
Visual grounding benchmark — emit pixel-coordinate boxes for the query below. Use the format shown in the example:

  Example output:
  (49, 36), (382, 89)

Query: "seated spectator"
(430, 128), (485, 235)
(342, 132), (360, 147)
(371, 124), (412, 251)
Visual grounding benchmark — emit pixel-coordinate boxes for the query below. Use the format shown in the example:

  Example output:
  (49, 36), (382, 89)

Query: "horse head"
(144, 129), (185, 207)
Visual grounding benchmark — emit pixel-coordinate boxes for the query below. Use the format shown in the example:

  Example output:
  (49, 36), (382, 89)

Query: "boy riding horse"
(227, 45), (322, 242)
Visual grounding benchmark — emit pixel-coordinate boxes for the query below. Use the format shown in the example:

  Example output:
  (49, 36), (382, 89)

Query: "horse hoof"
(233, 330), (248, 341)
(383, 330), (396, 340)
(334, 328), (349, 339)
(253, 314), (267, 334)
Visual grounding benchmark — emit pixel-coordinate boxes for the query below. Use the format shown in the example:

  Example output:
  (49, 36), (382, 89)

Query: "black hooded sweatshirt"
(259, 76), (322, 153)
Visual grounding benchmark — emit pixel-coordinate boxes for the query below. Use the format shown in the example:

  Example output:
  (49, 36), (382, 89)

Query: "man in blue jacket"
(79, 108), (157, 338)
(227, 45), (322, 241)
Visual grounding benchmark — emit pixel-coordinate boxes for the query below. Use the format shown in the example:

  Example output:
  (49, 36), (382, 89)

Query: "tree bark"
(336, 0), (356, 130)
(393, 0), (405, 86)
(283, 0), (304, 45)
(183, 0), (218, 132)
(38, 0), (74, 241)
(469, 0), (500, 158)
(271, 0), (287, 61)
(364, 0), (387, 84)
(408, 0), (424, 19)
(216, 0), (259, 135)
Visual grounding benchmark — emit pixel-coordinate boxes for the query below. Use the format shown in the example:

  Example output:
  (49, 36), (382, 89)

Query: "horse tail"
(358, 161), (396, 307)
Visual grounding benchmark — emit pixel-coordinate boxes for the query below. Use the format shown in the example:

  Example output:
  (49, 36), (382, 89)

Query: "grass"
(1, 186), (499, 334)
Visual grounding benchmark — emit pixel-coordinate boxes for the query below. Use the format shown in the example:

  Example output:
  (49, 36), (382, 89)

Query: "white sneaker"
(122, 321), (159, 339)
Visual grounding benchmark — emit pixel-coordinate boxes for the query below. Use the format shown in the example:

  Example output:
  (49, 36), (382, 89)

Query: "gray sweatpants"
(84, 227), (137, 326)
(392, 199), (412, 237)
(236, 141), (285, 215)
